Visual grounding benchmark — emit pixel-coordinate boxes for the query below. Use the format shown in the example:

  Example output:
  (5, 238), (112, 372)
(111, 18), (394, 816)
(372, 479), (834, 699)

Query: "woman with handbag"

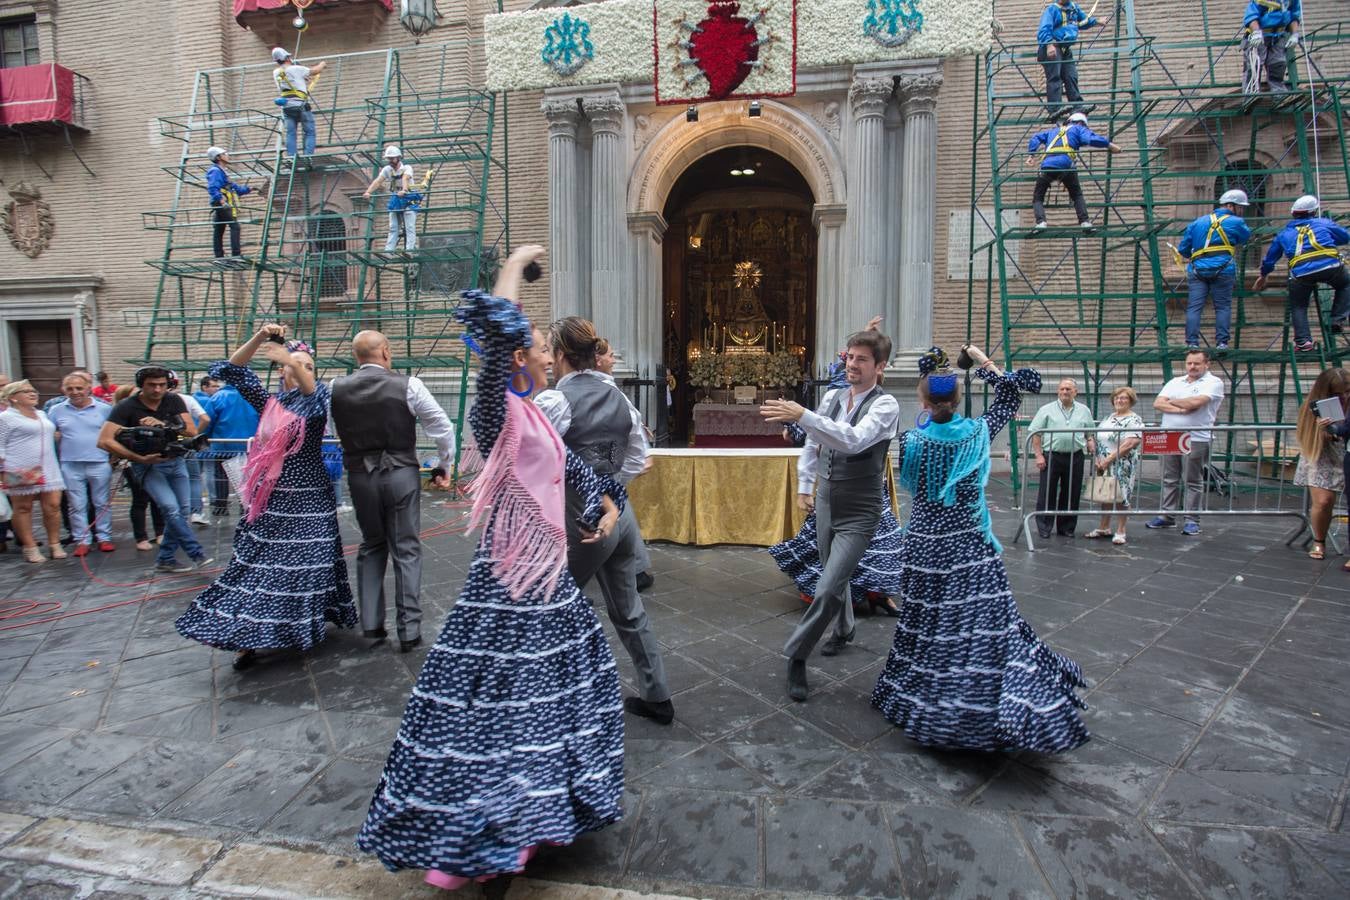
(0, 380), (67, 563)
(1084, 386), (1145, 546)
(1295, 368), (1350, 562)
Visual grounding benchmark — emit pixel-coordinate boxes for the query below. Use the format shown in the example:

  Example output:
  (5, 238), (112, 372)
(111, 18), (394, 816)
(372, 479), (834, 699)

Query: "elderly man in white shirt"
(1147, 347), (1225, 536)
(762, 329), (899, 702)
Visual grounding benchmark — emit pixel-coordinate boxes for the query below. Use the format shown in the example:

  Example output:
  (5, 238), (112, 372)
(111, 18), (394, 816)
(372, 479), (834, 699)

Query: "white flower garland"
(484, 0), (993, 93)
(652, 0), (795, 104)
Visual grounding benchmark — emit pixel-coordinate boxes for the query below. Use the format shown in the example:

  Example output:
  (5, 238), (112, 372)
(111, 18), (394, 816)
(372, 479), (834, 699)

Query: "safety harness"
(1190, 213), (1236, 259)
(274, 66), (310, 101)
(1042, 126), (1077, 162)
(209, 165), (240, 216)
(1291, 224), (1342, 269)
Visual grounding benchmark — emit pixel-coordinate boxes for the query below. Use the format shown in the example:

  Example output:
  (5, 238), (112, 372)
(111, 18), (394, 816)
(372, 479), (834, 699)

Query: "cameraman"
(97, 367), (212, 573)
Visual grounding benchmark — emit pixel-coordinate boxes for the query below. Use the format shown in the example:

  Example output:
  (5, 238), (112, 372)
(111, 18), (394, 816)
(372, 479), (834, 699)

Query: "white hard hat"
(1218, 189), (1250, 207)
(383, 145), (402, 159)
(207, 146), (227, 162)
(1067, 112), (1088, 124)
(1292, 194), (1321, 214)
(271, 47), (291, 63)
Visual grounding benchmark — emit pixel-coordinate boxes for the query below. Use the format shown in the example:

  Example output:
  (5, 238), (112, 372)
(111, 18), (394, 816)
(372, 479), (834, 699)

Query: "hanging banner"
(653, 1), (796, 105)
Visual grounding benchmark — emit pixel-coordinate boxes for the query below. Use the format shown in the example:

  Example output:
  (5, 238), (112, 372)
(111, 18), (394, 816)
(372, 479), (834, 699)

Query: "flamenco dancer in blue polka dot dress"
(872, 346), (1089, 753)
(357, 246), (627, 890)
(771, 318), (903, 616)
(176, 326), (357, 670)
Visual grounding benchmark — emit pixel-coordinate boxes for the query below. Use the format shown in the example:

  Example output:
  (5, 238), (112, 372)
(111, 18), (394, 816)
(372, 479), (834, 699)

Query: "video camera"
(116, 422), (209, 459)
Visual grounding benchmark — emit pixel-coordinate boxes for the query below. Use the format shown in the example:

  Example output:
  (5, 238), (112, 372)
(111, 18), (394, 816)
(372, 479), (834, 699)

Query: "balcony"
(0, 63), (90, 133)
(233, 0), (392, 44)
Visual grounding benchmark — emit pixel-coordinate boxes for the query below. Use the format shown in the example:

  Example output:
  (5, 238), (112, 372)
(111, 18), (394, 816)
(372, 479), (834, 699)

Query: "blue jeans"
(385, 209), (417, 251)
(284, 105), (316, 156)
(185, 453), (204, 514)
(133, 457), (204, 564)
(60, 461), (113, 543)
(1186, 268), (1235, 346)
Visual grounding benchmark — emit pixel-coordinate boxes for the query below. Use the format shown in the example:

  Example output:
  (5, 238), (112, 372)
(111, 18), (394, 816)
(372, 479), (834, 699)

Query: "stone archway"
(627, 102), (848, 381)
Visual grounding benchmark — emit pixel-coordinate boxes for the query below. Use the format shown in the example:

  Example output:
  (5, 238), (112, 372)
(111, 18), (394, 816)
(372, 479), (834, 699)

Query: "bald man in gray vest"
(762, 329), (898, 702)
(330, 331), (455, 653)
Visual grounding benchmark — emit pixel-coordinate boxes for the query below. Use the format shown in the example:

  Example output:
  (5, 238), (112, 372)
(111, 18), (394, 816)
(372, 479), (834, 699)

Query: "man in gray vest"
(761, 329), (898, 702)
(536, 318), (673, 725)
(330, 330), (456, 653)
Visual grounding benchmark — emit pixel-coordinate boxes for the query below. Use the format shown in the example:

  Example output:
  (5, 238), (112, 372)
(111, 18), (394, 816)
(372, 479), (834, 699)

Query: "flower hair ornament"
(919, 347), (958, 399)
(285, 339), (316, 356)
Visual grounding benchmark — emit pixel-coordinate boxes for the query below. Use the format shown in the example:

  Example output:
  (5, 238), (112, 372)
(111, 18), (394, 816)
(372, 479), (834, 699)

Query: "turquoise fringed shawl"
(900, 414), (1001, 552)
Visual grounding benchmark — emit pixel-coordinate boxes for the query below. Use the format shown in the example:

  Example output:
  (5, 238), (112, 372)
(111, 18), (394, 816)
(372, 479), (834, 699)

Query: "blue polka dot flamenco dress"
(871, 366), (1090, 753)
(175, 362), (356, 652)
(356, 290), (626, 890)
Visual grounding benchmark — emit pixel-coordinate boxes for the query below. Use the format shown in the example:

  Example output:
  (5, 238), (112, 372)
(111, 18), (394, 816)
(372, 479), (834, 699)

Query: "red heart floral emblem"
(688, 2), (760, 100)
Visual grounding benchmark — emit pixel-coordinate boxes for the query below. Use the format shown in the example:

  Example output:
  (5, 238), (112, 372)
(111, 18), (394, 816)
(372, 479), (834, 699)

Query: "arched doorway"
(661, 147), (817, 442)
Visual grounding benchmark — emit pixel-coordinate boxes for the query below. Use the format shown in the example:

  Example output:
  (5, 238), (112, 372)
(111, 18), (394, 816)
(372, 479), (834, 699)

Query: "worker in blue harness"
(1177, 189), (1253, 352)
(206, 147), (253, 261)
(362, 145), (420, 254)
(272, 47), (327, 158)
(1255, 195), (1350, 353)
(1244, 0), (1302, 94)
(1036, 0), (1101, 121)
(1025, 111), (1121, 230)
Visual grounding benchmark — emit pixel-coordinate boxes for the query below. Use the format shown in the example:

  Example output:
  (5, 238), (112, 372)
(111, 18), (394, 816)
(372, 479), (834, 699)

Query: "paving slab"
(0, 817), (220, 886)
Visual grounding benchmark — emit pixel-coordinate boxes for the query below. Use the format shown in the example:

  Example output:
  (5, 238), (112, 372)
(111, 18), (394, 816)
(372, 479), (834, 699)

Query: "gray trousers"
(632, 505), (652, 573)
(568, 502), (670, 703)
(1160, 440), (1212, 525)
(783, 478), (879, 660)
(348, 465), (423, 641)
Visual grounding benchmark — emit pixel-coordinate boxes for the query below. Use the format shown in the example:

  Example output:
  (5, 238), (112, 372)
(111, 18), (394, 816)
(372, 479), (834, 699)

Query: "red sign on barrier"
(1141, 431), (1193, 455)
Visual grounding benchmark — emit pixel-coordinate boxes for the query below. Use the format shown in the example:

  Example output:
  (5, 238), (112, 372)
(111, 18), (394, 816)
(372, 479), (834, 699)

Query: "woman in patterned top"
(175, 326), (357, 670)
(357, 246), (628, 890)
(871, 345), (1089, 753)
(1084, 386), (1145, 546)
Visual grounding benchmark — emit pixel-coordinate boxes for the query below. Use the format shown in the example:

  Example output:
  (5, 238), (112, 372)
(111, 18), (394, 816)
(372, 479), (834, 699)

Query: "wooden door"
(16, 320), (76, 401)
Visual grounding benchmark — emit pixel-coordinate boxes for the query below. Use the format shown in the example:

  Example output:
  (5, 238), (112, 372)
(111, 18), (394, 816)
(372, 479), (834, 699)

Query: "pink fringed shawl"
(466, 393), (569, 601)
(239, 397), (306, 523)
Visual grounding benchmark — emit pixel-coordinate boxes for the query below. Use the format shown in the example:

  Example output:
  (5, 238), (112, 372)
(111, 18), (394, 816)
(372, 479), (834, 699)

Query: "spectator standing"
(49, 373), (115, 556)
(173, 376), (213, 525)
(0, 380), (66, 563)
(1295, 368), (1350, 561)
(1148, 349), (1226, 535)
(1178, 190), (1253, 351)
(112, 385), (164, 550)
(1029, 378), (1097, 538)
(1036, 0), (1100, 120)
(1083, 386), (1145, 545)
(0, 371), (7, 553)
(91, 372), (118, 402)
(1254, 195), (1350, 353)
(203, 373), (261, 517)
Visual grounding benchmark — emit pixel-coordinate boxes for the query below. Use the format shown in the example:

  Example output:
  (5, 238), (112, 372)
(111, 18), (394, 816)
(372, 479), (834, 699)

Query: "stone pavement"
(0, 491), (1347, 899)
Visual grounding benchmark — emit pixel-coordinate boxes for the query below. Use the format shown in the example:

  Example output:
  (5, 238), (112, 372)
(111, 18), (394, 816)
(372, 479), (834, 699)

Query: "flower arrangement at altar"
(689, 352), (727, 388)
(762, 351), (803, 387)
(689, 351), (803, 388)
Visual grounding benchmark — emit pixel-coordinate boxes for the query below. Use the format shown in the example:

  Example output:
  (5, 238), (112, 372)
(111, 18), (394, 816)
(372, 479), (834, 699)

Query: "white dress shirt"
(535, 370), (648, 484)
(797, 384), (900, 494)
(330, 364), (457, 471)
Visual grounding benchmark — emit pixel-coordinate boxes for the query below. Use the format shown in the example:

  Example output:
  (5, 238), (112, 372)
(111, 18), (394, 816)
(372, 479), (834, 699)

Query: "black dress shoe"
(400, 636), (422, 653)
(635, 571), (655, 592)
(787, 659), (808, 702)
(363, 628), (388, 640)
(232, 650), (258, 671)
(865, 593), (900, 618)
(820, 628), (856, 657)
(623, 696), (674, 724)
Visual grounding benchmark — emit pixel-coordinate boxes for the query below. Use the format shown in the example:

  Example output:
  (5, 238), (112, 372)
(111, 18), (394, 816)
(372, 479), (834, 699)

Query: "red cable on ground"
(0, 509), (472, 633)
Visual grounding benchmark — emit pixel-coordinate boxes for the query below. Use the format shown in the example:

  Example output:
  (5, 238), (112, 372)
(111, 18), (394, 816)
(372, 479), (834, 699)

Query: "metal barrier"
(1012, 423), (1317, 551)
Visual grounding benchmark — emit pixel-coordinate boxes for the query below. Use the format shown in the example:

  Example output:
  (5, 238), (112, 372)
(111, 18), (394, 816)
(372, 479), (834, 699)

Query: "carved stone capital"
(583, 94), (626, 136)
(898, 73), (943, 117)
(541, 98), (582, 139)
(848, 77), (894, 120)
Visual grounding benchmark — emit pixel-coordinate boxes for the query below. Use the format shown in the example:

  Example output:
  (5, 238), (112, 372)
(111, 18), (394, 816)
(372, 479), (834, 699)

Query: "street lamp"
(400, 0), (438, 37)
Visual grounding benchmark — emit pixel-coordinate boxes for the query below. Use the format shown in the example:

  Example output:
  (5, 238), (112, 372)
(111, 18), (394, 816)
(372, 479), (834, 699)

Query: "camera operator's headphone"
(133, 365), (173, 388)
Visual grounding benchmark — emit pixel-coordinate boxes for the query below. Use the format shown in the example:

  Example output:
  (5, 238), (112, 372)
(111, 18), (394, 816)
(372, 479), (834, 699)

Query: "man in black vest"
(761, 329), (898, 701)
(330, 331), (455, 652)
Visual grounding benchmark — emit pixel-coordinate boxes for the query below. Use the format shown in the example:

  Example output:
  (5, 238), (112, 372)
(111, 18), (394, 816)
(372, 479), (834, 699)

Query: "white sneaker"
(190, 512), (211, 526)
(1080, 220), (1095, 230)
(336, 504), (354, 513)
(1034, 222), (1048, 230)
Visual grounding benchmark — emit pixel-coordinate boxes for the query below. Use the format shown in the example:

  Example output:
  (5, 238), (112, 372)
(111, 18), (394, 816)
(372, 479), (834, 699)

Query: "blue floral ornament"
(542, 12), (594, 77)
(863, 0), (924, 49)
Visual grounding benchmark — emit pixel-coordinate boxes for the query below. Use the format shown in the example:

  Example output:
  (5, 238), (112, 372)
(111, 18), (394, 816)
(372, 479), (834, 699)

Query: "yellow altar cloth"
(627, 448), (900, 547)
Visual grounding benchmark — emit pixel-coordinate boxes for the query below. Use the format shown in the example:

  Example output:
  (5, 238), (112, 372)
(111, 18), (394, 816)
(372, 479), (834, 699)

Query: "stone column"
(584, 91), (631, 363)
(542, 97), (583, 319)
(848, 76), (894, 342)
(813, 203), (848, 368)
(628, 211), (667, 423)
(897, 72), (943, 353)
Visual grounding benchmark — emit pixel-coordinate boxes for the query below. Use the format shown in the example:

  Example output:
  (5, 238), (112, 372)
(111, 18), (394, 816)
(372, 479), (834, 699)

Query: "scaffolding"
(968, 0), (1350, 489)
(138, 40), (511, 476)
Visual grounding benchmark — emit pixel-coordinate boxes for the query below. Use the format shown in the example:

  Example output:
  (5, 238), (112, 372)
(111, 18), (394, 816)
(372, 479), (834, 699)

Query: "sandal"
(1309, 542), (1326, 560)
(1084, 528), (1112, 539)
(1112, 533), (1127, 545)
(22, 546), (45, 564)
(1341, 559), (1350, 572)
